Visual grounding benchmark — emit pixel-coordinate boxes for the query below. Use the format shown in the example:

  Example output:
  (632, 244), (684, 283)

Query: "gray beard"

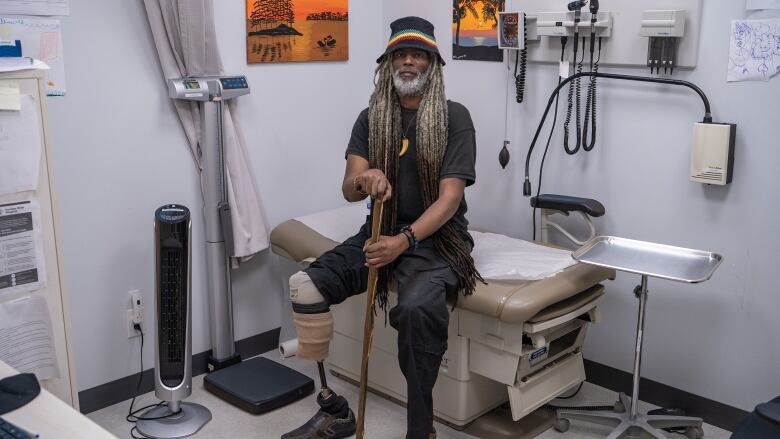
(392, 67), (430, 97)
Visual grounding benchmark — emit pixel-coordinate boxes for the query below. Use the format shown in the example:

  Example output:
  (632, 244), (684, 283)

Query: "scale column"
(201, 100), (237, 367)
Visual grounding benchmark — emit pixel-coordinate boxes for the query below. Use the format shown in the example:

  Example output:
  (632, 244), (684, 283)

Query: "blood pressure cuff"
(0, 373), (40, 415)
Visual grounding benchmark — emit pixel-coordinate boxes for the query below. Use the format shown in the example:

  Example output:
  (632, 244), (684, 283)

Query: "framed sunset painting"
(247, 0), (349, 63)
(452, 0), (504, 62)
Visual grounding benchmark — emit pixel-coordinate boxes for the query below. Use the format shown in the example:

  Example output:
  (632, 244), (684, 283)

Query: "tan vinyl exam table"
(271, 197), (614, 429)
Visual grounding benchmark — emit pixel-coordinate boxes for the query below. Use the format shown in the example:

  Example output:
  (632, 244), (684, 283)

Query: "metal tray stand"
(555, 236), (723, 439)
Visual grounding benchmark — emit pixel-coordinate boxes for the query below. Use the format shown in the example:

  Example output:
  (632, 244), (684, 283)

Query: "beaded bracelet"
(400, 225), (418, 250)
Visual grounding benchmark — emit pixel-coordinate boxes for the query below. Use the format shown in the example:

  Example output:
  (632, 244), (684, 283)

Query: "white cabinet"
(0, 69), (78, 408)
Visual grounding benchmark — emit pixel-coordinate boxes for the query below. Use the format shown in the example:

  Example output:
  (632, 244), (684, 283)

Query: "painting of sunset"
(452, 0), (504, 62)
(246, 0), (348, 63)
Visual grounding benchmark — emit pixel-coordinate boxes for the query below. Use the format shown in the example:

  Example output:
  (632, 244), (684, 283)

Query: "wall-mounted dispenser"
(690, 123), (736, 186)
(640, 10), (686, 74)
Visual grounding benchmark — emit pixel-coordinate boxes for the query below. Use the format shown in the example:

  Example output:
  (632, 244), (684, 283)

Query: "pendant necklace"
(400, 115), (417, 157)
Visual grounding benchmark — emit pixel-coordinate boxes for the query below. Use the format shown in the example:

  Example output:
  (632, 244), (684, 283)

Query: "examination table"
(270, 196), (614, 429)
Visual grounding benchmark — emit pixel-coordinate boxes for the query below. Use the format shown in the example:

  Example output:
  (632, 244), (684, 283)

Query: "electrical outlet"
(129, 290), (144, 325)
(126, 310), (141, 338)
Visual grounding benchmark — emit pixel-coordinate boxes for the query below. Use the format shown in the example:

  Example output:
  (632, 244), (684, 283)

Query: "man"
(282, 16), (480, 439)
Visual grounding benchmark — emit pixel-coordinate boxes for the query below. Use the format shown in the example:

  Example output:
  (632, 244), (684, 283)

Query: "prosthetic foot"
(282, 272), (356, 439)
(281, 362), (356, 439)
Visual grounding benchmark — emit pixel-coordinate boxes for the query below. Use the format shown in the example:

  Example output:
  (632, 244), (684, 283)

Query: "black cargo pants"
(305, 224), (458, 439)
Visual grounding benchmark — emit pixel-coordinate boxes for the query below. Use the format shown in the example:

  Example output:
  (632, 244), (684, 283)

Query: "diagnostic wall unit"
(509, 0), (702, 69)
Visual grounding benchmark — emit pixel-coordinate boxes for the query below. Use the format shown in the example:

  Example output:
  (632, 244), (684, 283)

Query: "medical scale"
(168, 76), (313, 414)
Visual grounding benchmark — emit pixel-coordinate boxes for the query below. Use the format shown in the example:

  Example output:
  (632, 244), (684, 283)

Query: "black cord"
(514, 14), (528, 103)
(126, 324), (146, 422)
(125, 324), (182, 439)
(562, 33), (581, 155)
(574, 36), (585, 146)
(582, 37), (602, 152)
(532, 37), (568, 240)
(523, 72), (714, 197)
(554, 382), (583, 399)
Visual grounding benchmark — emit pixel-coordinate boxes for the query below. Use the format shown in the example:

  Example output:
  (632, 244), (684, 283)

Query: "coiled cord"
(562, 36), (585, 155)
(582, 37), (602, 151)
(515, 14), (528, 103)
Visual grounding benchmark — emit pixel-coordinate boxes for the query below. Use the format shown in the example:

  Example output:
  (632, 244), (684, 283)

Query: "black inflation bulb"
(499, 141), (510, 169)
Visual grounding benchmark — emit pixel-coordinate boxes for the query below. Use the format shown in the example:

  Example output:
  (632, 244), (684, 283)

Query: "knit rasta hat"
(376, 16), (445, 65)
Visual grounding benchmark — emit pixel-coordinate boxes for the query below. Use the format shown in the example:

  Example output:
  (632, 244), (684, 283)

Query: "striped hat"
(377, 16), (445, 65)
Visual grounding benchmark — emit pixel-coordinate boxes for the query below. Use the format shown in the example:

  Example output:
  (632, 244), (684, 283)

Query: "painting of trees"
(452, 0), (503, 61)
(453, 0), (502, 47)
(250, 0), (295, 30)
(247, 0), (349, 63)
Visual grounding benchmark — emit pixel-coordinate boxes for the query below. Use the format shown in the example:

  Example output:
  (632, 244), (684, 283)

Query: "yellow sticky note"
(0, 83), (21, 111)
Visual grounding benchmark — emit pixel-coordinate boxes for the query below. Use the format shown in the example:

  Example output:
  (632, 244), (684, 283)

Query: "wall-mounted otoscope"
(523, 72), (736, 196)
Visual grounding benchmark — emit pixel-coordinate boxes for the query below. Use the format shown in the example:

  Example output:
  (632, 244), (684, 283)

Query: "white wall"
(48, 0), (382, 391)
(386, 1), (780, 412)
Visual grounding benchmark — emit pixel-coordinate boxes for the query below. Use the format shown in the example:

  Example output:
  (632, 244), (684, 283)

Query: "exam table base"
(556, 393), (703, 439)
(136, 402), (211, 439)
(327, 286), (596, 428)
(330, 369), (558, 438)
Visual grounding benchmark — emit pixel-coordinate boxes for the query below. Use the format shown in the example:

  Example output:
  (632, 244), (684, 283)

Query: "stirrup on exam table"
(531, 194), (605, 217)
(532, 194), (605, 246)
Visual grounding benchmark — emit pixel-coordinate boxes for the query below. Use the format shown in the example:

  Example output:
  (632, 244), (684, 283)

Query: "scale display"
(219, 77), (248, 90)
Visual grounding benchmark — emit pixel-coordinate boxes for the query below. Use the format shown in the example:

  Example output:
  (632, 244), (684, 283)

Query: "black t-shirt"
(345, 101), (476, 242)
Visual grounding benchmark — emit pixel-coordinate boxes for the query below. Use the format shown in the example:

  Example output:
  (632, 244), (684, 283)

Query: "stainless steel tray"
(572, 236), (723, 283)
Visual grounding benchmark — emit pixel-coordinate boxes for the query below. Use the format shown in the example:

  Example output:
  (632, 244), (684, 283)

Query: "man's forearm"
(409, 191), (462, 242)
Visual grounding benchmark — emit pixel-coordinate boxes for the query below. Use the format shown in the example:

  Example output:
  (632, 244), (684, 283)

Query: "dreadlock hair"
(367, 55), (483, 312)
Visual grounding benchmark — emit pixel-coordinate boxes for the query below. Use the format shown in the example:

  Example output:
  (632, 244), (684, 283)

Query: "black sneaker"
(281, 408), (357, 439)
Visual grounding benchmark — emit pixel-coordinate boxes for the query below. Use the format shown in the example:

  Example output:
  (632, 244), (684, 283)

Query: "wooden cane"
(356, 199), (384, 439)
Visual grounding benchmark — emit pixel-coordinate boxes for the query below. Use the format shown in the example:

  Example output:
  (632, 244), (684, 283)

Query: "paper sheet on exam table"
(471, 231), (577, 280)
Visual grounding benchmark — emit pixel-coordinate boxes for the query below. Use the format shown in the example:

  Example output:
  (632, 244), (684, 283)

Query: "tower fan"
(136, 205), (211, 439)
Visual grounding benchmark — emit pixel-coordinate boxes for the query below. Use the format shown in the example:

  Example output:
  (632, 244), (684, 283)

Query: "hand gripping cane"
(356, 199), (384, 439)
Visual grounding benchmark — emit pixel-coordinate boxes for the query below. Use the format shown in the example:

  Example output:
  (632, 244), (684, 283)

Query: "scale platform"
(572, 236), (722, 283)
(204, 356), (314, 414)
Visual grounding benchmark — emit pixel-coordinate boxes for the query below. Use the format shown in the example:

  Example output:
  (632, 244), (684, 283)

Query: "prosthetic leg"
(281, 272), (357, 439)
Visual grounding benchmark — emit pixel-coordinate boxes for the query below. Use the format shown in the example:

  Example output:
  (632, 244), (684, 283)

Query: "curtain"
(143, 0), (269, 259)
